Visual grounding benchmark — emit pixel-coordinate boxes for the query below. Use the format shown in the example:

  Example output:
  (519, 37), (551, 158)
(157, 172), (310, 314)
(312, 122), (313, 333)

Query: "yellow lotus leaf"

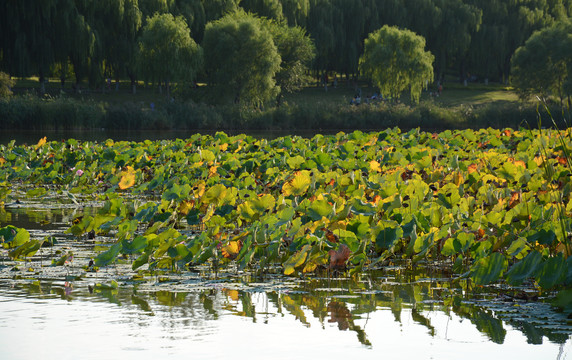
(221, 240), (242, 260)
(208, 165), (218, 178)
(453, 172), (464, 186)
(282, 170), (311, 196)
(178, 200), (194, 216)
(0, 157), (5, 166)
(118, 166), (136, 189)
(302, 261), (318, 273)
(35, 136), (47, 150)
(369, 160), (381, 173)
(219, 143), (229, 152)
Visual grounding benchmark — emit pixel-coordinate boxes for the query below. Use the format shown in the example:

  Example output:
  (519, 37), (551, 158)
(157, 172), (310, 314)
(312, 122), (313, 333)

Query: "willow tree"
(359, 25), (434, 103)
(202, 10), (281, 106)
(137, 13), (203, 98)
(263, 20), (315, 105)
(511, 20), (572, 107)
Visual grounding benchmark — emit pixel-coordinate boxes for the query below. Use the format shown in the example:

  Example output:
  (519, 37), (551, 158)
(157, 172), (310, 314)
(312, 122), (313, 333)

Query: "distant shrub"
(0, 72), (15, 98)
(0, 94), (568, 132)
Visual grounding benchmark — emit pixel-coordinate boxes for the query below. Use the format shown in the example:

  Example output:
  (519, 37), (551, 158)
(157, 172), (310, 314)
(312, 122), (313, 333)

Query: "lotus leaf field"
(1, 128), (572, 304)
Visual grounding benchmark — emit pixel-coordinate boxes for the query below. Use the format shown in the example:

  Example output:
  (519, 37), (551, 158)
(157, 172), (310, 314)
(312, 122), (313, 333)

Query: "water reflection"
(1, 273), (570, 358)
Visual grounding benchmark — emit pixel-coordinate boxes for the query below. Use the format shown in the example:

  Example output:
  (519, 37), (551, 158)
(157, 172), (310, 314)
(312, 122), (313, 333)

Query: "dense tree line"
(1, 0), (572, 101)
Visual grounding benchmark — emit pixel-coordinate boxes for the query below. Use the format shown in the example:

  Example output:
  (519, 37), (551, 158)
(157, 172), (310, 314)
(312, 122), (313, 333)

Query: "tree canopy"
(359, 25), (434, 103)
(202, 11), (281, 106)
(511, 19), (572, 106)
(2, 0), (572, 101)
(137, 13), (203, 97)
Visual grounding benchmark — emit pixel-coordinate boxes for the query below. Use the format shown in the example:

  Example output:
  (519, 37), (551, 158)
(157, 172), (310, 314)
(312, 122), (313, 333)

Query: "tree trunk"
(128, 71), (137, 94)
(38, 68), (45, 95)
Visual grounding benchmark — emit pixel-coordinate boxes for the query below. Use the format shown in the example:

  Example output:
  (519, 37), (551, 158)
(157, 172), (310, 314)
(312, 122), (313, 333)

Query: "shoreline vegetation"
(0, 80), (569, 132)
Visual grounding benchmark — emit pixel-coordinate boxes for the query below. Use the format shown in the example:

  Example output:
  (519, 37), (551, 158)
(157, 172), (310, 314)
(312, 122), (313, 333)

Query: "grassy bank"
(1, 79), (568, 131)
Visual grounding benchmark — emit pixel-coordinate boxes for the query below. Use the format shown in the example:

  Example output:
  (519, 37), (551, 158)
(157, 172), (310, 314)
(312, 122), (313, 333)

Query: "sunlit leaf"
(282, 170), (311, 196)
(118, 166), (136, 189)
(35, 136), (47, 150)
(283, 244), (311, 275)
(221, 240), (242, 260)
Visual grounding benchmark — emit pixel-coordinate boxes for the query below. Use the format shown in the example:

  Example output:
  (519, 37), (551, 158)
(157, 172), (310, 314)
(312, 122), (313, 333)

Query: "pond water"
(1, 272), (571, 360)
(1, 189), (572, 359)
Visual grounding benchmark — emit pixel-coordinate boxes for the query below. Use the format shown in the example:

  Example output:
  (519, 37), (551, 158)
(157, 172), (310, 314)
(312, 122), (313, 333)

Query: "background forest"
(1, 0), (572, 130)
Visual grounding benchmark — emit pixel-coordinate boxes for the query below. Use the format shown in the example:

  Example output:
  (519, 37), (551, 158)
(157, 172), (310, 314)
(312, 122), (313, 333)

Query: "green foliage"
(262, 20), (315, 104)
(137, 13), (203, 97)
(203, 10), (281, 107)
(511, 19), (572, 104)
(359, 25), (434, 104)
(0, 72), (14, 98)
(3, 127), (572, 291)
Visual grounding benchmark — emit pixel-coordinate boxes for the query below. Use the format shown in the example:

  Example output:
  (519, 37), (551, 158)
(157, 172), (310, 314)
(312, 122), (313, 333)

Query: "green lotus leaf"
(186, 209), (201, 225)
(527, 228), (557, 246)
(505, 250), (543, 286)
(132, 252), (150, 270)
(275, 206), (295, 226)
(305, 199), (334, 221)
(471, 252), (507, 285)
(0, 225), (30, 249)
(506, 237), (530, 258)
(250, 194), (276, 213)
(202, 184), (227, 206)
(553, 289), (572, 314)
(314, 153), (333, 169)
(536, 253), (566, 289)
(282, 170), (311, 197)
(287, 155), (305, 169)
(9, 239), (43, 260)
(121, 236), (148, 255)
(238, 201), (257, 222)
(351, 199), (376, 216)
(95, 243), (122, 267)
(374, 222), (403, 251)
(163, 183), (191, 201)
(26, 187), (47, 198)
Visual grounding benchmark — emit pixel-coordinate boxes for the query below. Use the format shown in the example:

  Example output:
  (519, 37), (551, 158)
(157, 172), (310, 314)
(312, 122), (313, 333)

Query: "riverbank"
(1, 79), (568, 132)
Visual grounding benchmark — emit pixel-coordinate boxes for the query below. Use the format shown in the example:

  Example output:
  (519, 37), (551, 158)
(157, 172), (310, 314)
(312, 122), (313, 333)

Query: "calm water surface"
(0, 275), (570, 360)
